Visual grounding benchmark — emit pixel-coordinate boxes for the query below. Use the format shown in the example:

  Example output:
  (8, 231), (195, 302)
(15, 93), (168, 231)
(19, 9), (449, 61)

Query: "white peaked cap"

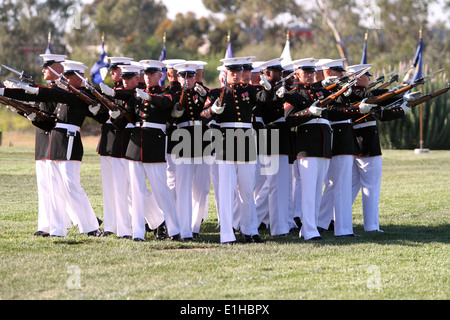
(173, 63), (199, 73)
(162, 59), (186, 69)
(119, 64), (144, 75)
(62, 60), (88, 73)
(259, 57), (284, 70)
(186, 60), (208, 70)
(320, 58), (347, 71)
(220, 56), (253, 68)
(315, 59), (332, 71)
(40, 54), (67, 67)
(139, 60), (166, 71)
(347, 64), (373, 74)
(292, 58), (318, 70)
(251, 61), (265, 73)
(108, 57), (133, 66)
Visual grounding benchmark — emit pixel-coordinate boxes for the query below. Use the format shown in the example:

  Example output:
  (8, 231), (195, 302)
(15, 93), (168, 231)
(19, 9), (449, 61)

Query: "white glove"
(343, 87), (352, 97)
(403, 91), (420, 102)
(276, 86), (286, 98)
(109, 109), (121, 119)
(321, 76), (339, 87)
(399, 101), (411, 114)
(89, 104), (101, 116)
(211, 98), (225, 114)
(171, 103), (184, 118)
(6, 105), (18, 113)
(100, 83), (115, 97)
(26, 113), (36, 121)
(194, 83), (207, 96)
(259, 74), (272, 91)
(0, 88), (4, 95)
(359, 98), (377, 114)
(308, 100), (324, 116)
(3, 80), (18, 88)
(136, 88), (150, 101)
(17, 83), (39, 95)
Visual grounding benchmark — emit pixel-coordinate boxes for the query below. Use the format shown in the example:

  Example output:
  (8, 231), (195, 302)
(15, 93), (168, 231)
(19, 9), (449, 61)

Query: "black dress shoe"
(103, 231), (115, 236)
(252, 235), (264, 243)
(155, 222), (167, 240)
(87, 229), (104, 237)
(193, 233), (201, 239)
(170, 234), (182, 241)
(133, 237), (145, 242)
(222, 240), (237, 245)
(119, 235), (132, 240)
(242, 234), (254, 243)
(33, 231), (49, 237)
(294, 217), (302, 229)
(258, 222), (267, 231)
(307, 236), (322, 241)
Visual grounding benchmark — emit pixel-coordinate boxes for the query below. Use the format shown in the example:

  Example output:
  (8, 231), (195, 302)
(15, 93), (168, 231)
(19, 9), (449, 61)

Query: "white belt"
(177, 120), (202, 128)
(106, 119), (112, 124)
(330, 119), (352, 125)
(55, 123), (80, 160)
(353, 121), (377, 130)
(301, 118), (330, 127)
(55, 123), (80, 132)
(135, 122), (166, 133)
(220, 122), (253, 129)
(125, 123), (135, 129)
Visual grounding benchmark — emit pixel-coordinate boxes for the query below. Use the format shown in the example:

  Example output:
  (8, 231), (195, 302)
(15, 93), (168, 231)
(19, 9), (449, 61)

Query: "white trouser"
(36, 160), (51, 233)
(263, 155), (291, 236)
(47, 161), (99, 236)
(318, 155), (354, 236)
(211, 154), (220, 220)
(191, 160), (211, 234)
(166, 153), (177, 202)
(109, 157), (133, 237)
(100, 156), (117, 233)
(129, 161), (179, 239)
(255, 157), (269, 227)
(297, 157), (330, 240)
(291, 162), (302, 221)
(352, 156), (382, 231)
(217, 162), (258, 242)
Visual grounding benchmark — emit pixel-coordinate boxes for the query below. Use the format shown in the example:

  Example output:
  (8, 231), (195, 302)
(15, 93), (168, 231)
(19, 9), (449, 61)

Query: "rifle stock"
(406, 86), (449, 108)
(0, 95), (55, 123)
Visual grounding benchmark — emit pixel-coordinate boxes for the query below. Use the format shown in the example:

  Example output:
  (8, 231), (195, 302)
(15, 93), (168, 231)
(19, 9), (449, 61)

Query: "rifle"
(218, 76), (228, 108)
(366, 71), (396, 90)
(375, 67), (414, 90)
(353, 68), (445, 110)
(177, 73), (189, 111)
(324, 66), (372, 91)
(1, 64), (41, 87)
(47, 66), (102, 109)
(273, 71), (296, 91)
(402, 84), (449, 108)
(0, 95), (56, 125)
(316, 67), (371, 108)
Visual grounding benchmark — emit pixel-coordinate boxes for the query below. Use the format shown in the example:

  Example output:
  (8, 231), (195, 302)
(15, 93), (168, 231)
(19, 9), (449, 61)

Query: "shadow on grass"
(197, 220), (450, 246)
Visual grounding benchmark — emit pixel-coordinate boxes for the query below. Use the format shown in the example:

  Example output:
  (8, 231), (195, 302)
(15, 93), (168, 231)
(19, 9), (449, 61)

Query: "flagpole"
(419, 26), (424, 151)
(414, 25), (429, 154)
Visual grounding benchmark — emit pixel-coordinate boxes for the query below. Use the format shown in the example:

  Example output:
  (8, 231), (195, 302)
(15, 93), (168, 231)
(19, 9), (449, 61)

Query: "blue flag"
(90, 42), (109, 85)
(361, 30), (368, 64)
(412, 36), (423, 81)
(159, 44), (167, 87)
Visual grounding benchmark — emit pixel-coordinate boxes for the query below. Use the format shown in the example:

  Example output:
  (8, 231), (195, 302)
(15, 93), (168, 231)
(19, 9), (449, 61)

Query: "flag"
(412, 34), (423, 81)
(402, 28), (423, 84)
(280, 30), (292, 65)
(361, 30), (368, 64)
(90, 41), (109, 85)
(158, 42), (167, 87)
(219, 33), (234, 85)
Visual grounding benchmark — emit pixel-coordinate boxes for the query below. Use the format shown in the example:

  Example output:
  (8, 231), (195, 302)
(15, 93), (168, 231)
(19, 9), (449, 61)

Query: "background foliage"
(0, 0), (448, 148)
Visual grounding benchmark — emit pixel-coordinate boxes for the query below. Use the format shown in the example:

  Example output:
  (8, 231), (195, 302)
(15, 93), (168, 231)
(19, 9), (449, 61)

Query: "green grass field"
(0, 143), (448, 301)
